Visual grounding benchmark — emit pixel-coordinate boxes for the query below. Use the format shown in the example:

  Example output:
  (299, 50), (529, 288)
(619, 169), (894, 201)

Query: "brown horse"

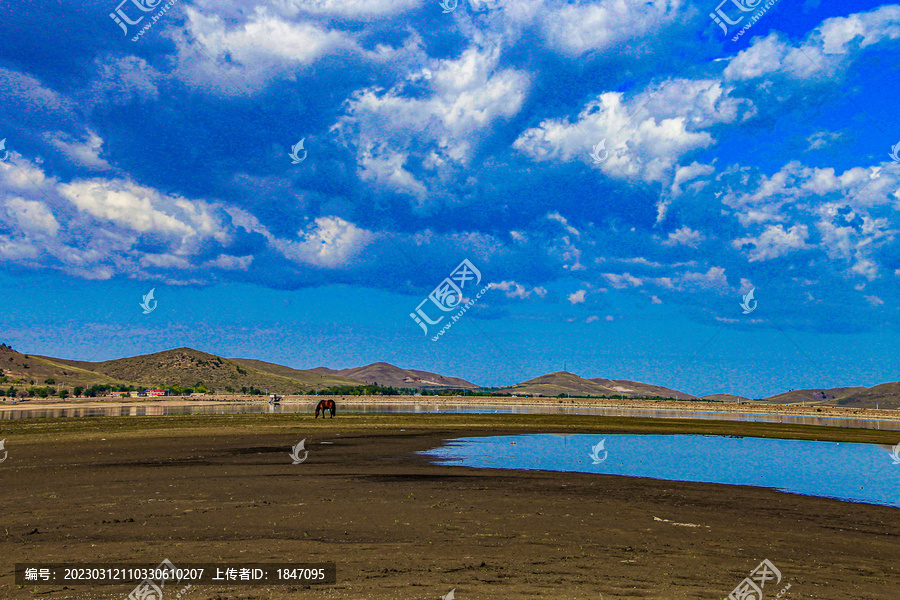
(315, 398), (336, 418)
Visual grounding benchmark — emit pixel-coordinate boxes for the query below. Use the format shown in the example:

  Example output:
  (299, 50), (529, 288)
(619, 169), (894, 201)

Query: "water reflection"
(0, 401), (897, 430)
(421, 433), (900, 508)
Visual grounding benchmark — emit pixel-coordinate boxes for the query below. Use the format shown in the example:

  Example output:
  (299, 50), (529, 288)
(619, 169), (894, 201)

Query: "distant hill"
(591, 378), (696, 400)
(48, 348), (356, 394)
(317, 362), (478, 389)
(309, 366), (339, 375)
(494, 371), (601, 396)
(830, 383), (900, 410)
(495, 371), (693, 399)
(229, 358), (364, 389)
(761, 387), (866, 405)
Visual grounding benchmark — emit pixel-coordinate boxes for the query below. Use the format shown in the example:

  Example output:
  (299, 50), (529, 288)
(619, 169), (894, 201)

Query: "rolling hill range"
(494, 371), (695, 399)
(5, 346), (478, 395)
(3, 343), (900, 406)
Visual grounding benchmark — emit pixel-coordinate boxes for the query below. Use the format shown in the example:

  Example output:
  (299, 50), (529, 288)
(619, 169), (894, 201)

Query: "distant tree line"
(305, 384), (500, 396)
(163, 383), (209, 396)
(7, 386), (70, 399)
(308, 383), (402, 396)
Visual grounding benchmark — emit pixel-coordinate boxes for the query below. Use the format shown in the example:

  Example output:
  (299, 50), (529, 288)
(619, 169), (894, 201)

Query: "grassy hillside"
(761, 387), (866, 405)
(78, 348), (344, 393)
(831, 383), (900, 410)
(495, 371), (696, 399)
(503, 371), (611, 396)
(2, 344), (126, 392)
(497, 372), (620, 397)
(595, 379), (697, 400)
(230, 358), (367, 388)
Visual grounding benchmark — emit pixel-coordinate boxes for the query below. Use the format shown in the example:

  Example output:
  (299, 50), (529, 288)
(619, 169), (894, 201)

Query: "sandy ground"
(0, 413), (898, 600)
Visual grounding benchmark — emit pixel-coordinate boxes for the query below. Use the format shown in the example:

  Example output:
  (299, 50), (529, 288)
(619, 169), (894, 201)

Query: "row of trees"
(4, 381), (268, 398)
(6, 386), (70, 399)
(309, 383), (402, 396)
(1, 375), (59, 385)
(163, 383), (209, 395)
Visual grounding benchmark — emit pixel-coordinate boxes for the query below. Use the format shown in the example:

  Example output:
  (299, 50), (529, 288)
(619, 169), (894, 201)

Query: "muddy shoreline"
(0, 413), (897, 599)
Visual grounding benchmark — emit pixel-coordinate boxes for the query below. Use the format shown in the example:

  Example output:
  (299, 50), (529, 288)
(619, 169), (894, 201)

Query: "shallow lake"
(421, 433), (900, 508)
(1, 401), (898, 430)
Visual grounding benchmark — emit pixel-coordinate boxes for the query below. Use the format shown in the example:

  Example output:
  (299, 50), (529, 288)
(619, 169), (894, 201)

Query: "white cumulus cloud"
(733, 224), (810, 261)
(568, 289), (586, 304)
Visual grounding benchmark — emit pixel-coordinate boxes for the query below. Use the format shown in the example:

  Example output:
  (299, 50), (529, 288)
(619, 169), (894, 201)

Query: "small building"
(143, 389), (166, 397)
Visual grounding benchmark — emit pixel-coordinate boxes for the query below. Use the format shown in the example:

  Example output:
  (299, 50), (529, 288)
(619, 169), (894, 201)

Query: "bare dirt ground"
(0, 413), (897, 600)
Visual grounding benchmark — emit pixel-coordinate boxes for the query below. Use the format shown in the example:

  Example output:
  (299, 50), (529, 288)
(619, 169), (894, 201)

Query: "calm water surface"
(421, 433), (900, 508)
(1, 401), (898, 430)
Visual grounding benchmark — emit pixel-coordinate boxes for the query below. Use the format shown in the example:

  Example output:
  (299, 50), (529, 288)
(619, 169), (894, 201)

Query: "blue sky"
(1, 0), (898, 397)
